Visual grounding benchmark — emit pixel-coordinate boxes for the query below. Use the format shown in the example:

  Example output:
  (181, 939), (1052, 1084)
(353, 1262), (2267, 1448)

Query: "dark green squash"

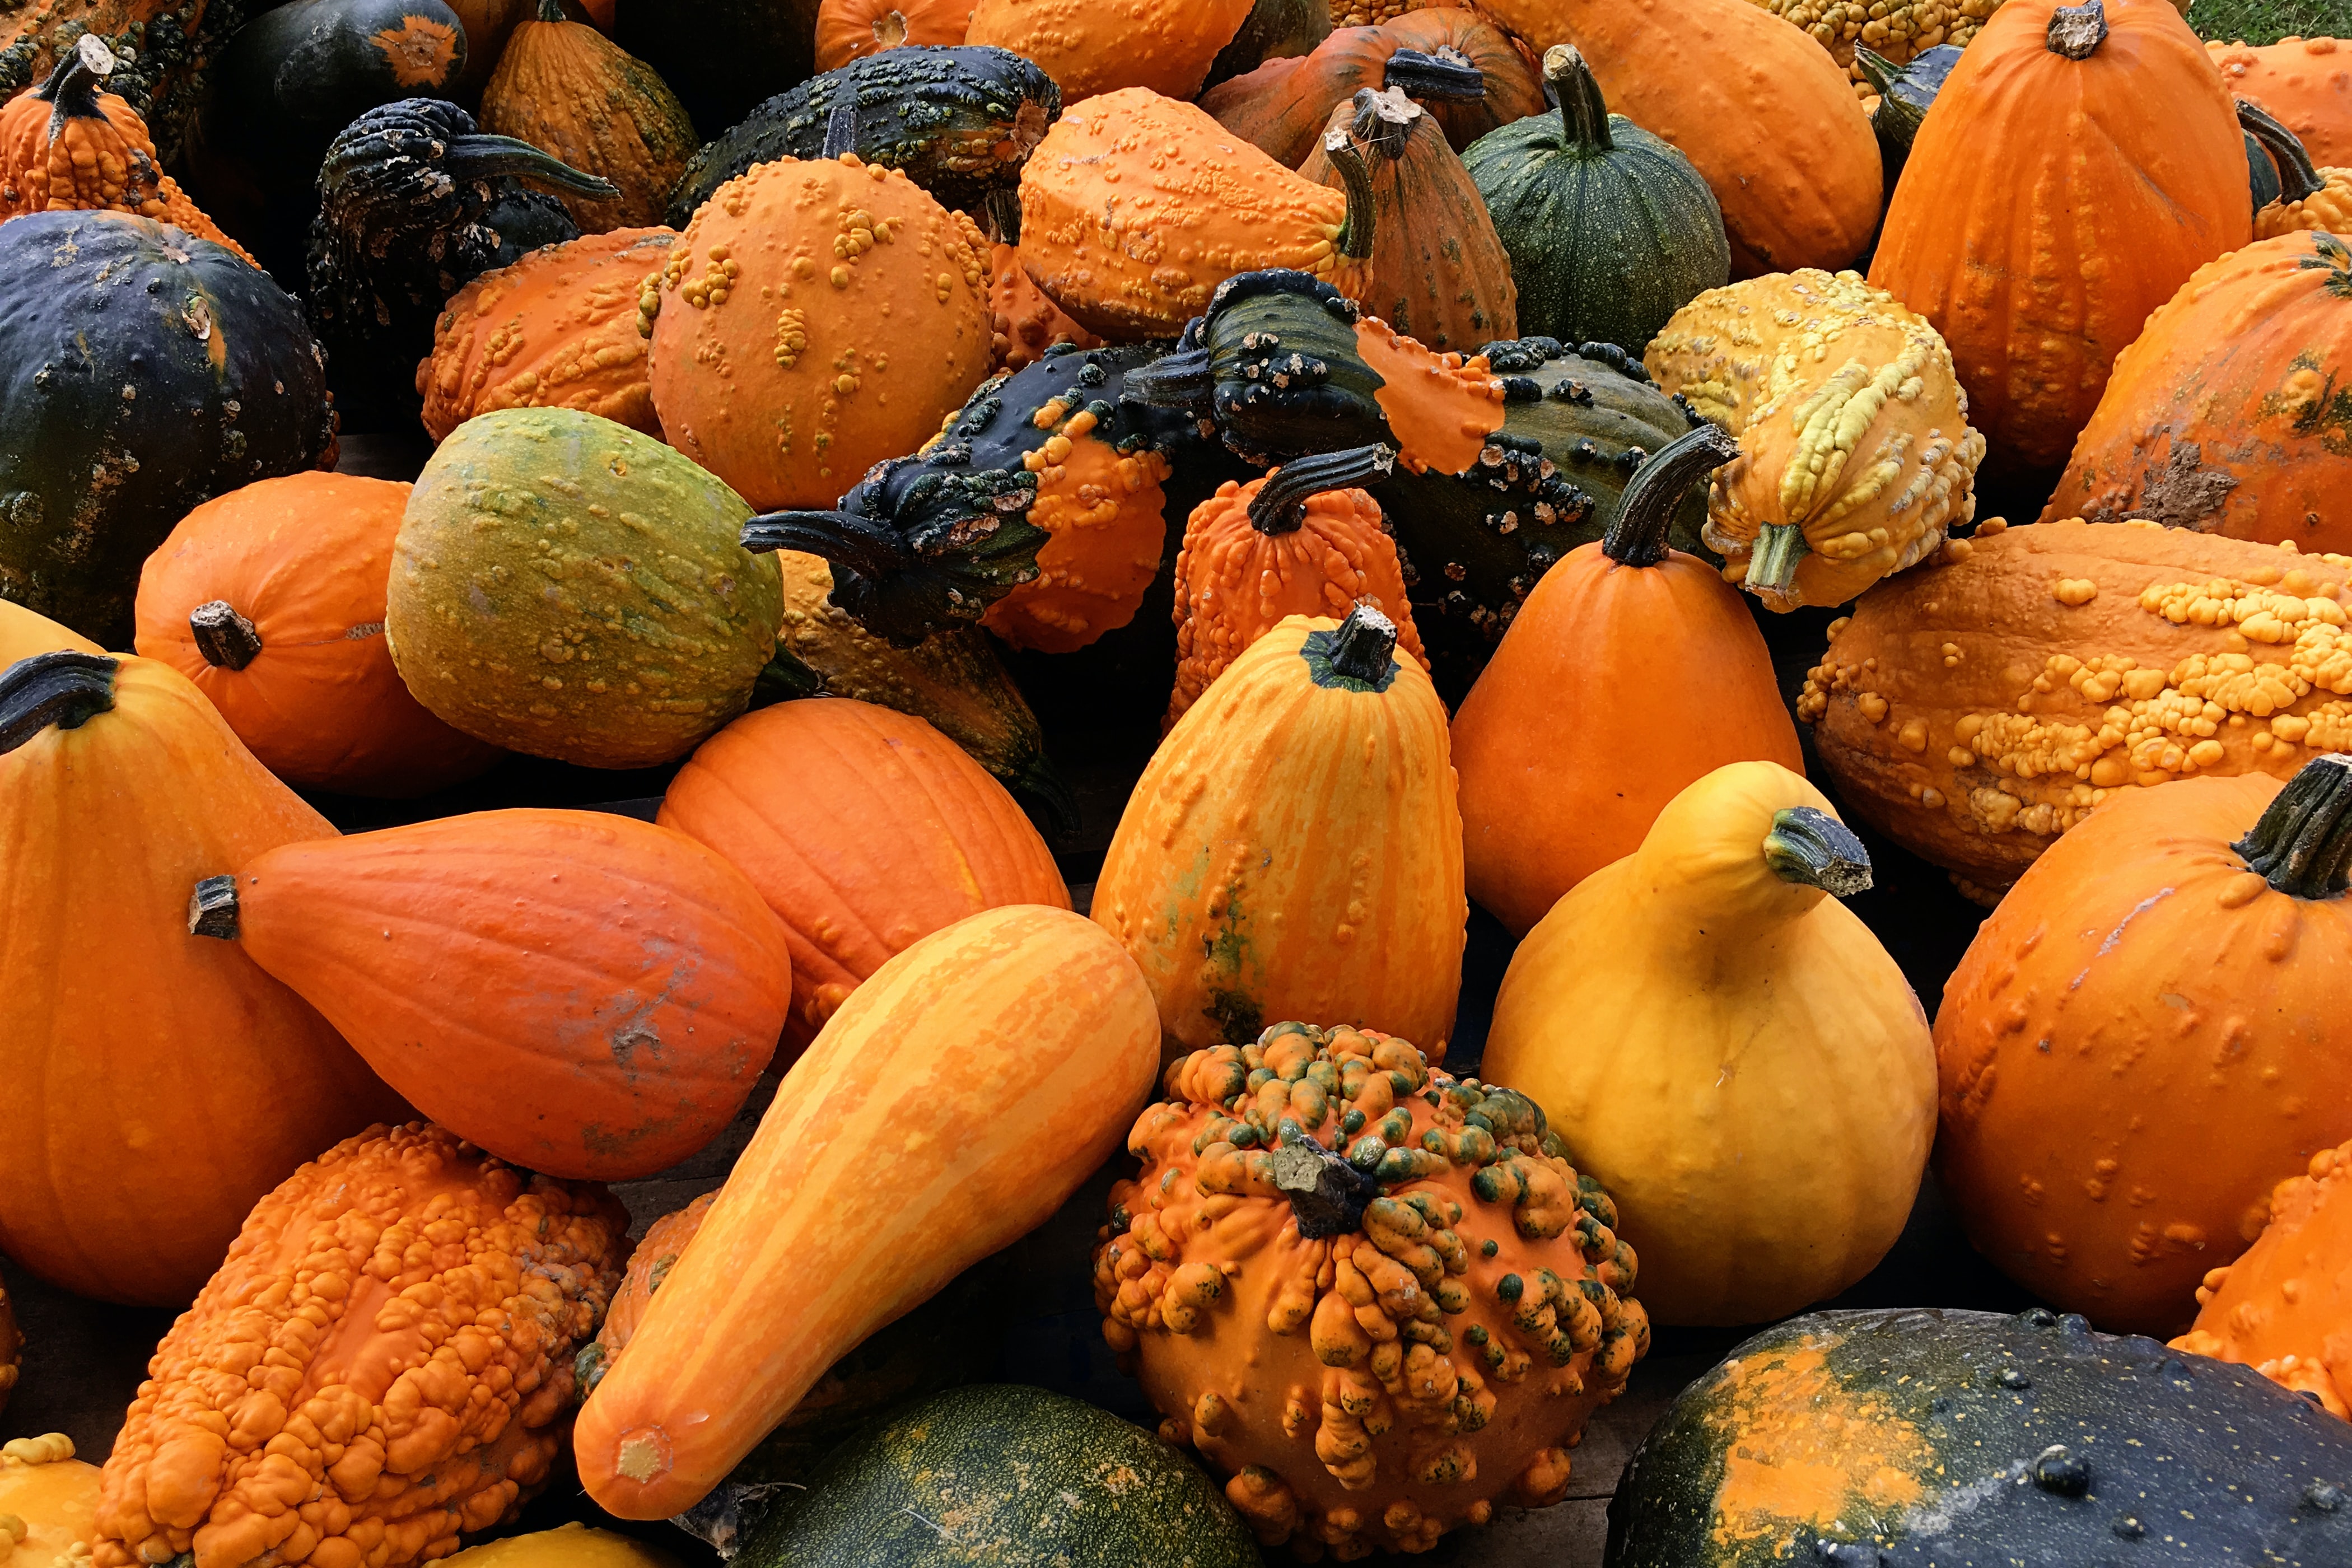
(1606, 1306), (2352, 1568)
(1462, 45), (1726, 359)
(0, 0), (242, 166)
(1201, 0), (1332, 91)
(0, 212), (337, 649)
(2239, 99), (2327, 220)
(1854, 44), (1963, 195)
(732, 1385), (1263, 1568)
(664, 45), (1058, 228)
(616, 0), (822, 146)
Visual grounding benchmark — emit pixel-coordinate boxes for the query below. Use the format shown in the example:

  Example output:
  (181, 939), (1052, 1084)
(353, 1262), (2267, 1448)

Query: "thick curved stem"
(1323, 133), (1378, 263)
(1272, 1137), (1376, 1239)
(823, 97), (860, 161)
(0, 651), (118, 755)
(1327, 603), (1397, 683)
(1602, 422), (1738, 567)
(1763, 806), (1873, 897)
(189, 601), (263, 670)
(740, 508), (917, 579)
(535, 0), (566, 18)
(1125, 344), (1214, 412)
(445, 134), (620, 199)
(2239, 99), (2326, 205)
(1383, 45), (1485, 102)
(43, 33), (116, 142)
(2234, 753), (2352, 899)
(1855, 47), (1925, 155)
(2046, 0), (2107, 59)
(188, 875), (242, 940)
(1346, 87), (1421, 163)
(1743, 521), (1810, 609)
(1544, 45), (1612, 154)
(1249, 444), (1396, 534)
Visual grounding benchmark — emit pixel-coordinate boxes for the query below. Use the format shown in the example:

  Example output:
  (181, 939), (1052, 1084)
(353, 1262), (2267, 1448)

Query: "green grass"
(2191, 0), (2351, 44)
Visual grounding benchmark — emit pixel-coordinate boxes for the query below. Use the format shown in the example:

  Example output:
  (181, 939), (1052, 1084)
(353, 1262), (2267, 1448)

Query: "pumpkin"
(0, 1), (237, 167)
(1096, 1023), (1647, 1558)
(964, 0), (1254, 101)
(0, 211), (337, 648)
(1483, 762), (1936, 1326)
(417, 226), (675, 441)
(988, 240), (1102, 370)
(1166, 444), (1425, 728)
(132, 473), (503, 798)
(2176, 1134), (2352, 1416)
(0, 651), (400, 1305)
(615, 0), (822, 136)
(663, 46), (1060, 228)
(645, 152), (995, 513)
(740, 343), (1206, 653)
(0, 599), (99, 666)
(1199, 10), (1547, 167)
(1868, 0), (2252, 470)
(1094, 605), (1464, 1060)
(1018, 88), (1374, 338)
(2210, 36), (2352, 167)
(2040, 231), (2352, 549)
(1462, 46), (1726, 359)
(1606, 1306), (2352, 1566)
(1935, 754), (2352, 1333)
(1796, 519), (2352, 895)
(1748, 0), (2005, 92)
(443, 1523), (682, 1567)
(1477, 0), (1880, 277)
(189, 807), (793, 1182)
(815, 0), (976, 69)
(1452, 426), (1805, 936)
(391, 408), (786, 769)
(574, 906), (1160, 1519)
(2245, 102), (2352, 237)
(477, 0), (695, 232)
(1645, 268), (1987, 611)
(1854, 42), (1963, 192)
(658, 697), (1069, 1056)
(0, 1434), (102, 1568)
(1297, 87), (1517, 354)
(94, 1123), (630, 1568)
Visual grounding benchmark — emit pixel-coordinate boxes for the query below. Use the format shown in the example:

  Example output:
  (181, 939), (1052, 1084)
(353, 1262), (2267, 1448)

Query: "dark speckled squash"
(1606, 1306), (2352, 1568)
(0, 212), (337, 648)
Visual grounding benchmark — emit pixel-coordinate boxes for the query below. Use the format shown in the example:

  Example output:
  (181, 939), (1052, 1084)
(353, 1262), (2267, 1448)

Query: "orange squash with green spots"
(2177, 1133), (2352, 1416)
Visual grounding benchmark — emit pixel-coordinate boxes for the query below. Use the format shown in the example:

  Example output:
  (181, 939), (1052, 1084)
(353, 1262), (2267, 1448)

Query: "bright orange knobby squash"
(2173, 1134), (2352, 1417)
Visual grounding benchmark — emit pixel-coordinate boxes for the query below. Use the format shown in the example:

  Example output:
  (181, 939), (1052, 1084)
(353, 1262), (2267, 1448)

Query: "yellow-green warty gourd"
(1480, 762), (1936, 1328)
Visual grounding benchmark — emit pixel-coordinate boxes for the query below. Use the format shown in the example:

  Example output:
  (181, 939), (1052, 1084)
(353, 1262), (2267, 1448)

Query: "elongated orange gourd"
(575, 905), (1160, 1519)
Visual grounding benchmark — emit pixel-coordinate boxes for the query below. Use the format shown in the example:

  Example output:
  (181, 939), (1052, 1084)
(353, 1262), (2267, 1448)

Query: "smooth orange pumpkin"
(964, 0), (1253, 101)
(2174, 1132), (2352, 1416)
(814, 0), (974, 68)
(2210, 36), (2352, 167)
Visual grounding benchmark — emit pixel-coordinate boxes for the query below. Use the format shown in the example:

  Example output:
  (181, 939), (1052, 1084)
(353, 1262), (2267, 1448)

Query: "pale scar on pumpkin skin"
(1706, 1342), (1931, 1552)
(372, 19), (460, 86)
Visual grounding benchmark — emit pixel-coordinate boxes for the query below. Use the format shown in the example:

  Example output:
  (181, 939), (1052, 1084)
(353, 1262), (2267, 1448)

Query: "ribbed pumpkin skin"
(2041, 232), (2352, 550)
(2174, 1137), (2352, 1416)
(1093, 613), (1466, 1061)
(574, 906), (1160, 1520)
(815, 0), (976, 69)
(0, 656), (400, 1306)
(223, 808), (794, 1182)
(658, 699), (1069, 1055)
(1934, 774), (2352, 1334)
(1869, 0), (2251, 469)
(963, 0), (1253, 101)
(2210, 37), (2352, 167)
(133, 474), (505, 797)
(479, 7), (697, 231)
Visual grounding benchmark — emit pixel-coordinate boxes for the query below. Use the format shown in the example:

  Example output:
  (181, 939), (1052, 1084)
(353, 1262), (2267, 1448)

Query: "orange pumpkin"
(814, 0), (974, 68)
(133, 473), (505, 797)
(2210, 35), (2352, 167)
(964, 0), (1254, 101)
(2174, 1131), (2352, 1417)
(987, 241), (1101, 370)
(657, 697), (1070, 1056)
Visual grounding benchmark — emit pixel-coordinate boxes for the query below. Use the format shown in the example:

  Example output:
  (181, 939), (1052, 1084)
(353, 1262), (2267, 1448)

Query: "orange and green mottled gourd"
(1868, 0), (2251, 470)
(1096, 1023), (1649, 1558)
(645, 153), (996, 510)
(573, 905), (1161, 1519)
(0, 651), (402, 1307)
(419, 227), (676, 440)
(1018, 88), (1375, 338)
(188, 808), (792, 1181)
(478, 0), (698, 231)
(1483, 763), (1936, 1327)
(657, 697), (1068, 1055)
(963, 0), (1254, 101)
(1644, 268), (1986, 611)
(2041, 230), (2352, 550)
(2210, 36), (2352, 167)
(1936, 755), (2352, 1334)
(1453, 426), (1806, 937)
(1166, 445), (1425, 729)
(2174, 1135), (2352, 1417)
(92, 1123), (631, 1568)
(133, 473), (505, 798)
(815, 0), (976, 70)
(0, 1434), (103, 1568)
(443, 1522), (683, 1567)
(1094, 605), (1465, 1062)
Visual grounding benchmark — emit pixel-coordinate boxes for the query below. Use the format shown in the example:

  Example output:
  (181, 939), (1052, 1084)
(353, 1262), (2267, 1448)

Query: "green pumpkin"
(732, 1384), (1264, 1568)
(1606, 1306), (2352, 1567)
(1462, 44), (1726, 358)
(388, 408), (786, 769)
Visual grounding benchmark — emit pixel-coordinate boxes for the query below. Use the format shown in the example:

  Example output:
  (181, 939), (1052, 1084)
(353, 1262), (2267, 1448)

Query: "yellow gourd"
(0, 1434), (100, 1568)
(442, 1522), (683, 1566)
(1480, 762), (1936, 1327)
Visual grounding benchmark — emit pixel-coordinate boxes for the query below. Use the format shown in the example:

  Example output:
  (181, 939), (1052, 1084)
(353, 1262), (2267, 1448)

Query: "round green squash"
(1606, 1306), (2352, 1567)
(732, 1384), (1264, 1568)
(388, 408), (783, 768)
(1462, 44), (1727, 359)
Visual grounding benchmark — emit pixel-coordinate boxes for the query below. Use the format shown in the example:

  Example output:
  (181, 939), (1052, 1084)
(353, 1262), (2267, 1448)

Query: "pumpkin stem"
(187, 875), (242, 940)
(749, 646), (827, 706)
(982, 187), (1021, 246)
(1345, 87), (1422, 162)
(823, 97), (860, 161)
(1762, 806), (1873, 897)
(444, 134), (621, 200)
(535, 0), (566, 19)
(1272, 1137), (1378, 1240)
(2046, 0), (2107, 59)
(1601, 422), (1738, 568)
(1855, 46), (1926, 158)
(0, 651), (117, 755)
(189, 601), (263, 671)
(1323, 135), (1378, 262)
(2233, 753), (2352, 899)
(1382, 45), (1486, 104)
(2239, 100), (2326, 206)
(41, 32), (116, 141)
(1125, 341), (1214, 412)
(1743, 522), (1809, 609)
(1307, 602), (1401, 691)
(1544, 45), (1613, 154)
(1248, 445), (1397, 535)
(740, 508), (914, 577)
(874, 8), (911, 48)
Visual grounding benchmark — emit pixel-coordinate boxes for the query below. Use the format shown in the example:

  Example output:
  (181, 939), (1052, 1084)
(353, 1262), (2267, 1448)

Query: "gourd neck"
(2234, 753), (2352, 899)
(1383, 45), (1485, 102)
(40, 33), (116, 136)
(1544, 45), (1612, 154)
(1763, 808), (1874, 897)
(190, 601), (263, 670)
(0, 651), (118, 755)
(2046, 0), (2107, 59)
(1343, 87), (1422, 164)
(1601, 423), (1738, 567)
(1249, 445), (1395, 535)
(1323, 134), (1378, 262)
(1301, 603), (1399, 693)
(2239, 99), (2326, 205)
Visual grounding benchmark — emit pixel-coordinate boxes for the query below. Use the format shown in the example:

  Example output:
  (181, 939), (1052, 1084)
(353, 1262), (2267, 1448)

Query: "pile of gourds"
(2, 0), (2352, 1564)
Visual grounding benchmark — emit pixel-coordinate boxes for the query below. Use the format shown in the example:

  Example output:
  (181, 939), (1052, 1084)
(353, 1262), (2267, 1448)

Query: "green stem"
(1326, 603), (1397, 683)
(1601, 423), (1738, 568)
(189, 601), (263, 671)
(1744, 522), (1810, 608)
(1382, 45), (1485, 102)
(1324, 133), (1378, 262)
(1248, 445), (1396, 534)
(2239, 99), (2326, 206)
(2234, 753), (2352, 899)
(1855, 46), (1924, 156)
(536, 0), (566, 19)
(445, 134), (620, 199)
(740, 508), (914, 577)
(0, 651), (117, 755)
(1763, 806), (1873, 897)
(187, 875), (242, 940)
(1544, 45), (1612, 154)
(2046, 0), (2107, 59)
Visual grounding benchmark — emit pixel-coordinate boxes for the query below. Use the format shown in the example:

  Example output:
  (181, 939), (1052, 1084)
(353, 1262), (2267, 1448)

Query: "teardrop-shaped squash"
(478, 0), (698, 231)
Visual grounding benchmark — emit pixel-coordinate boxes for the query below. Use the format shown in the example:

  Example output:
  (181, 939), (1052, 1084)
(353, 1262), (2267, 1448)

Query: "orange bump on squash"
(987, 240), (1101, 371)
(646, 154), (996, 510)
(815, 0), (975, 69)
(964, 0), (1253, 102)
(2174, 1135), (2352, 1417)
(2210, 36), (2352, 167)
(92, 1123), (631, 1568)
